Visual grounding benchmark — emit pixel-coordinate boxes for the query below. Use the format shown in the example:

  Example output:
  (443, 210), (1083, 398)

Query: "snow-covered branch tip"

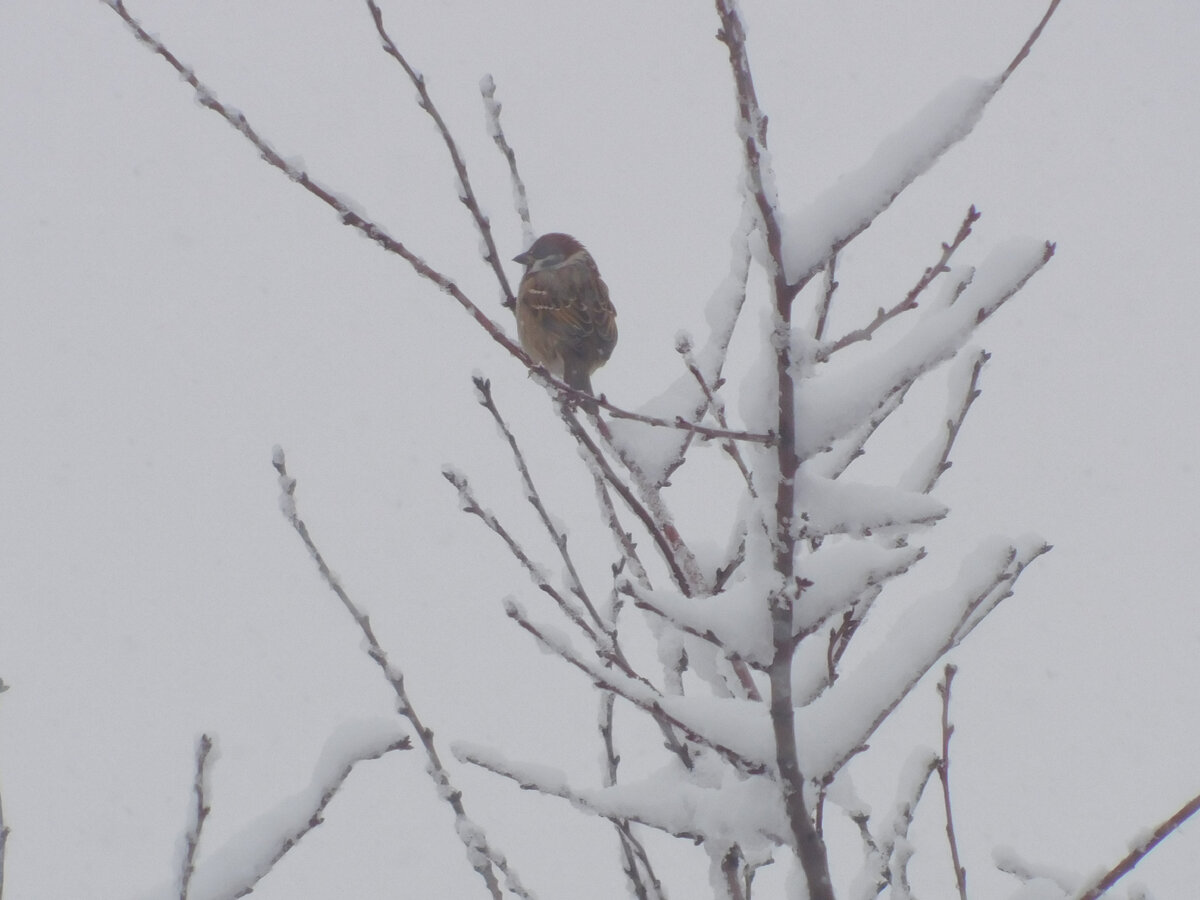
(363, 0), (515, 308)
(480, 75), (533, 247)
(181, 725), (409, 900)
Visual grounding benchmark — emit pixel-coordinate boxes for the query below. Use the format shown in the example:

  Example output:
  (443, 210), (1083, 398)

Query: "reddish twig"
(1075, 790), (1200, 900)
(558, 408), (693, 593)
(818, 205), (982, 361)
(1001, 0), (1063, 84)
(936, 665), (968, 900)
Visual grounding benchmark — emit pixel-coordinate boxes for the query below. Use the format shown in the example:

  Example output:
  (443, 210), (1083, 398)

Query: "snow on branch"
(505, 600), (763, 770)
(778, 78), (1001, 287)
(794, 238), (1054, 461)
(630, 541), (925, 667)
(901, 348), (990, 494)
(799, 535), (1051, 781)
(817, 206), (982, 363)
(479, 75), (532, 246)
(180, 721), (409, 900)
(456, 742), (789, 850)
(847, 747), (940, 900)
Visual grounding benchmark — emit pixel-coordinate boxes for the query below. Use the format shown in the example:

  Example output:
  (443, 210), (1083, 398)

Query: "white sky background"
(2, 1), (1199, 898)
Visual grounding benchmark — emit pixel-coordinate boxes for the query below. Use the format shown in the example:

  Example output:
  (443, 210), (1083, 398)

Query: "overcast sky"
(2, 2), (1198, 898)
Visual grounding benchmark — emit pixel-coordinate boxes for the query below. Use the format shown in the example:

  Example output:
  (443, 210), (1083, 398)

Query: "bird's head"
(513, 233), (586, 274)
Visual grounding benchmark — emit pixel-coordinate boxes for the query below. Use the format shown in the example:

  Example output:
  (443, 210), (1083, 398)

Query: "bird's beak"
(513, 250), (532, 266)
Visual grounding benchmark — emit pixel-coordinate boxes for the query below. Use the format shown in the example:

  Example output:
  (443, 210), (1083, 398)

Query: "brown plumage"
(513, 233), (617, 395)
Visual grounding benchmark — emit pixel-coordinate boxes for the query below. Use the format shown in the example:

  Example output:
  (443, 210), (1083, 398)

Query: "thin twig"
(814, 253), (839, 341)
(480, 76), (533, 242)
(474, 375), (623, 634)
(179, 734), (214, 900)
(272, 448), (524, 900)
(821, 541), (1051, 780)
(937, 665), (968, 900)
(1001, 0), (1063, 83)
(230, 738), (410, 899)
(365, 0), (516, 308)
(557, 407), (692, 593)
(817, 205), (982, 361)
(599, 693), (665, 900)
(1075, 790), (1200, 900)
(442, 467), (600, 644)
(506, 605), (759, 773)
(681, 351), (757, 499)
(915, 349), (990, 495)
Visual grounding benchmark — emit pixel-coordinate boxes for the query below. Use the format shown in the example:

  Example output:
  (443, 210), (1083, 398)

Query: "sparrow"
(513, 233), (617, 396)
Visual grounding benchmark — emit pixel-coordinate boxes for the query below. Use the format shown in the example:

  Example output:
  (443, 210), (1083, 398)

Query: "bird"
(512, 233), (617, 397)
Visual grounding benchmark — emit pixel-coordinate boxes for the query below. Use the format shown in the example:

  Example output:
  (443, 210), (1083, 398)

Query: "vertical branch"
(715, 3), (832, 897)
(178, 734), (214, 900)
(937, 665), (968, 900)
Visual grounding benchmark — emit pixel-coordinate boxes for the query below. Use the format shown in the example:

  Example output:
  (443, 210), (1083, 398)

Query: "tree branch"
(936, 665), (968, 900)
(178, 734), (213, 900)
(1075, 790), (1200, 900)
(364, 0), (516, 308)
(273, 448), (521, 900)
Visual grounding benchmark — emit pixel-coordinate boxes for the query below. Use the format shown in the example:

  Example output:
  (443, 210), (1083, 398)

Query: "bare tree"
(66, 1), (1199, 898)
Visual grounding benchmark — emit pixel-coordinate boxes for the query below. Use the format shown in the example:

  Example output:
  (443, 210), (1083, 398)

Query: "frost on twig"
(480, 75), (533, 247)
